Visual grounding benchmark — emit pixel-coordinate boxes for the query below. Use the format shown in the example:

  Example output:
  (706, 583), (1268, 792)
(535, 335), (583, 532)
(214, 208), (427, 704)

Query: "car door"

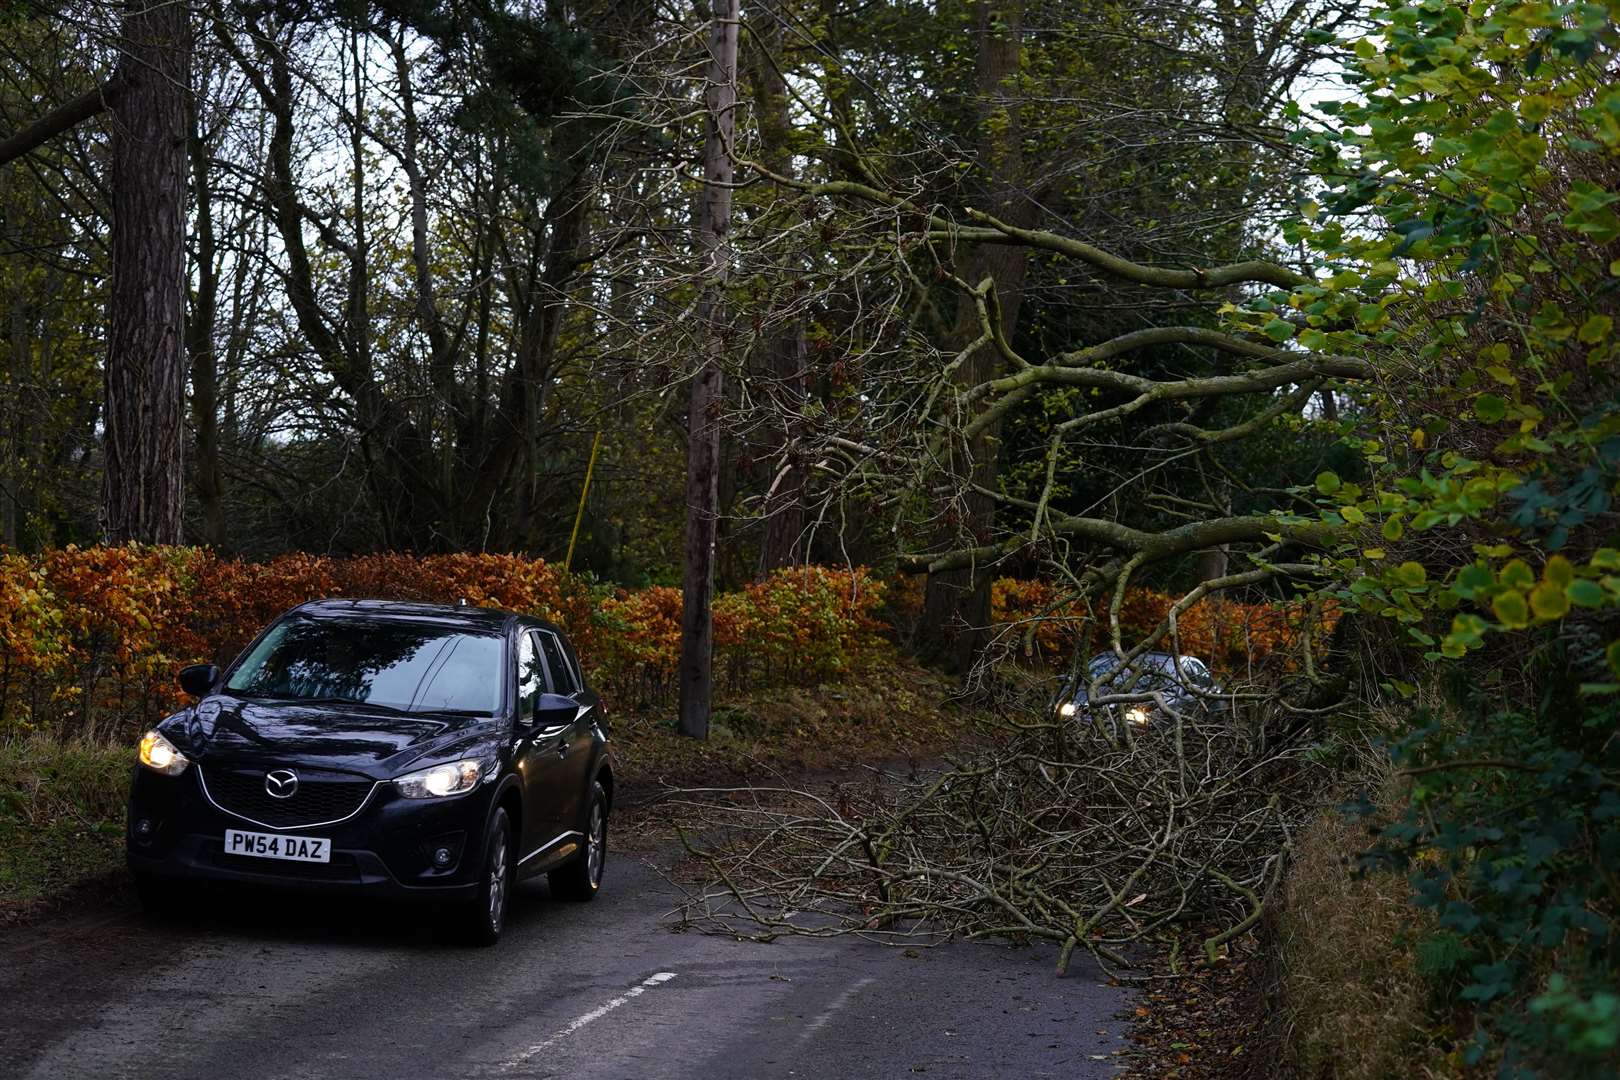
(513, 629), (572, 863)
(536, 629), (593, 830)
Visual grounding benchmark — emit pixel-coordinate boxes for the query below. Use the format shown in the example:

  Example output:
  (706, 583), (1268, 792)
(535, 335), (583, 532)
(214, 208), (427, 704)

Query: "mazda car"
(127, 599), (613, 944)
(1052, 651), (1227, 729)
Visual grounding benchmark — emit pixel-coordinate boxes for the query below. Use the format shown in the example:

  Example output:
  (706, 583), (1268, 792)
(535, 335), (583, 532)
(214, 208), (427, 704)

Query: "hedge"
(0, 547), (888, 738)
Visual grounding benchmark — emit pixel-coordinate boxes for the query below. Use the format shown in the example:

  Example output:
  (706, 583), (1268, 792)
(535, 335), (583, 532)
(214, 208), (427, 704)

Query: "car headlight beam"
(1124, 706), (1152, 726)
(138, 730), (191, 776)
(394, 759), (484, 799)
(1057, 701), (1078, 718)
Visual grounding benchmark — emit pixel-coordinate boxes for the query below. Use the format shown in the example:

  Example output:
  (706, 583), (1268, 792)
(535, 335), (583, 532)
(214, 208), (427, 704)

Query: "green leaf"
(1475, 394), (1507, 422)
(1454, 563), (1495, 599)
(1262, 317), (1296, 342)
(1382, 515), (1405, 541)
(1316, 471), (1342, 496)
(1499, 559), (1536, 590)
(1392, 561), (1428, 587)
(1567, 579), (1606, 608)
(1578, 314), (1613, 344)
(1608, 641), (1620, 676)
(1544, 555), (1575, 588)
(1342, 505), (1366, 525)
(1493, 590), (1531, 628)
(1530, 581), (1570, 620)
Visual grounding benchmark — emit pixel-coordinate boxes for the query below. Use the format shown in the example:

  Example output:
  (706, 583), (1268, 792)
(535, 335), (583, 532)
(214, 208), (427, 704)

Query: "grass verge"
(1271, 773), (1456, 1080)
(0, 738), (131, 922)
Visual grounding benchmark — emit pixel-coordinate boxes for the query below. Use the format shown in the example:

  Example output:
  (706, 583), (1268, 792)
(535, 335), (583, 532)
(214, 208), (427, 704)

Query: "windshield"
(225, 617), (504, 714)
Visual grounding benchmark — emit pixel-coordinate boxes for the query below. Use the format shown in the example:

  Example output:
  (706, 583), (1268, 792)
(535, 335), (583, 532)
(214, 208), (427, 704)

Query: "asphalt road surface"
(1, 855), (1131, 1079)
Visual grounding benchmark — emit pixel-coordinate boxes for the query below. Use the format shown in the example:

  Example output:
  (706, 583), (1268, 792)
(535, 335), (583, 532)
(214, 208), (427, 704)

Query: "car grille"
(201, 765), (376, 828)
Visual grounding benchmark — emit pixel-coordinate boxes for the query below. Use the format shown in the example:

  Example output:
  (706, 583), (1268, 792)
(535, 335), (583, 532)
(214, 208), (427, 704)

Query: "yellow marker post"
(564, 431), (603, 573)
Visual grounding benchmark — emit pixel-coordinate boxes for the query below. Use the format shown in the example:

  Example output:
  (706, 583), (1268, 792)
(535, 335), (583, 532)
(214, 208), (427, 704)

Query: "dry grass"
(1273, 770), (1456, 1080)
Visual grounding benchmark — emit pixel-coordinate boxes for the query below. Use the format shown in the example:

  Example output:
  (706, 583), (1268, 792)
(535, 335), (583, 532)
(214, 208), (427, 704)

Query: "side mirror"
(530, 692), (578, 733)
(179, 664), (219, 698)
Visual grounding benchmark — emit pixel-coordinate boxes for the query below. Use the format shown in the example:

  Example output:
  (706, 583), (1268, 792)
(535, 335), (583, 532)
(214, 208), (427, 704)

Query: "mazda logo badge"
(264, 769), (299, 799)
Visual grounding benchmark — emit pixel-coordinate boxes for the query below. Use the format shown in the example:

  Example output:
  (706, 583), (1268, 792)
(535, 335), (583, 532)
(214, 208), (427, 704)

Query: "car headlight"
(1125, 706), (1151, 726)
(394, 759), (484, 799)
(138, 730), (190, 776)
(1057, 701), (1078, 717)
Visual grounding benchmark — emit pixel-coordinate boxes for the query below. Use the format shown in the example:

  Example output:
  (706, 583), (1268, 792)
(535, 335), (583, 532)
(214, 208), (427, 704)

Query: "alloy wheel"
(587, 803), (605, 887)
(488, 832), (508, 930)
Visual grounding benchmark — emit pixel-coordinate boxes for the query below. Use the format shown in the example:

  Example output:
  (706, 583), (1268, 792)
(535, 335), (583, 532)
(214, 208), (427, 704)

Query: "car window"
(517, 630), (545, 718)
(1175, 657), (1219, 691)
(1086, 653), (1118, 678)
(538, 632), (578, 695)
(226, 617), (504, 714)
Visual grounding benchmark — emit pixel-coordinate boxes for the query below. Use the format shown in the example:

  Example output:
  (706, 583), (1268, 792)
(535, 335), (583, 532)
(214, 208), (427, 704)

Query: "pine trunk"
(918, 0), (1030, 675)
(679, 0), (740, 739)
(103, 0), (189, 545)
(752, 0), (808, 576)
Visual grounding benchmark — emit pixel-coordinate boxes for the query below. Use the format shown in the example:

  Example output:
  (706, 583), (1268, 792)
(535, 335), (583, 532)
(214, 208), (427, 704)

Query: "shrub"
(0, 548), (893, 736)
(988, 576), (1339, 673)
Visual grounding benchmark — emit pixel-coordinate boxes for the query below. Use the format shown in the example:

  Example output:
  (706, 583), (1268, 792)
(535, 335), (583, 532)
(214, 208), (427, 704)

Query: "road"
(1, 854), (1131, 1079)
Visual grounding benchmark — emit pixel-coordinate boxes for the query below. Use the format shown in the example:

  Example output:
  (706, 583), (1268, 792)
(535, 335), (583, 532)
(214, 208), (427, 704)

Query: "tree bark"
(102, 0), (190, 545)
(752, 0), (807, 576)
(679, 0), (739, 740)
(919, 0), (1030, 675)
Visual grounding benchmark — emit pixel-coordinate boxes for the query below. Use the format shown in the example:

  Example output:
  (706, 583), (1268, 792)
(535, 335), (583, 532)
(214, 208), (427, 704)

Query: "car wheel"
(461, 807), (513, 946)
(549, 781), (607, 902)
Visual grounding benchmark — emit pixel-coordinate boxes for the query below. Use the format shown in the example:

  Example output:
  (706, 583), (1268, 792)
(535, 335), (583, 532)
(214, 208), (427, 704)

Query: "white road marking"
(796, 976), (876, 1047)
(503, 971), (677, 1070)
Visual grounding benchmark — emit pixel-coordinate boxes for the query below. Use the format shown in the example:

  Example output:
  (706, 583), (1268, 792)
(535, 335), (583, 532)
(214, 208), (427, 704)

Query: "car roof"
(1087, 651), (1203, 667)
(291, 598), (540, 634)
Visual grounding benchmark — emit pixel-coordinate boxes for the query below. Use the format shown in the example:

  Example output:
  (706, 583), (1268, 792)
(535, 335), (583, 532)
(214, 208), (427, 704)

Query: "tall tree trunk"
(752, 0), (808, 576)
(103, 0), (190, 545)
(679, 0), (739, 740)
(918, 0), (1030, 675)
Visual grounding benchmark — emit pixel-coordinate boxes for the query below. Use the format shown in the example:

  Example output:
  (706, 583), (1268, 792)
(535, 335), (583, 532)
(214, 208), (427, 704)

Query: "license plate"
(224, 829), (331, 863)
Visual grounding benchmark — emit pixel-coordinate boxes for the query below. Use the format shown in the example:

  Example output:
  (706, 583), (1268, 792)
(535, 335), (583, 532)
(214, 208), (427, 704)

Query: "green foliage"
(1364, 688), (1620, 1076)
(1269, 0), (1620, 1071)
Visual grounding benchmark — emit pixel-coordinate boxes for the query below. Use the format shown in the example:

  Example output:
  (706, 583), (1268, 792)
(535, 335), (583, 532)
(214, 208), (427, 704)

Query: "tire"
(459, 807), (513, 946)
(549, 781), (607, 902)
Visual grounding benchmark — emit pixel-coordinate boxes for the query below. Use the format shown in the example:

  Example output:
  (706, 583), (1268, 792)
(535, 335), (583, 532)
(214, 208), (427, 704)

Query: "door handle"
(556, 742), (569, 759)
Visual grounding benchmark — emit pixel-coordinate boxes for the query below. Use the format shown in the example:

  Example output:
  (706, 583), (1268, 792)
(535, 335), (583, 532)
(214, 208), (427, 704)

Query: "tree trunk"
(679, 0), (739, 740)
(919, 0), (1031, 675)
(752, 0), (808, 577)
(102, 0), (190, 545)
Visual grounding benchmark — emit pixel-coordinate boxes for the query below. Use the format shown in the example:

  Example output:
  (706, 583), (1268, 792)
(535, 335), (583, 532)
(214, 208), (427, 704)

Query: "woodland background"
(3, 0), (1620, 1076)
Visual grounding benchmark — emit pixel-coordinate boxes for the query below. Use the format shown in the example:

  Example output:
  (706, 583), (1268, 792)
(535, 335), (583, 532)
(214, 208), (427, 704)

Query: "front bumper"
(126, 765), (493, 900)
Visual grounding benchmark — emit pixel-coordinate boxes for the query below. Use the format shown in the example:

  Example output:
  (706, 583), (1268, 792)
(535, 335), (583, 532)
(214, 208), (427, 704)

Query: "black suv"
(127, 600), (613, 944)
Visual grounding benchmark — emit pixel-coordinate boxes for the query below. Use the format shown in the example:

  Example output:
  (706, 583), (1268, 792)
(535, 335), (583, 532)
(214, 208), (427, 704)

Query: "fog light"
(433, 846), (453, 867)
(135, 817), (155, 838)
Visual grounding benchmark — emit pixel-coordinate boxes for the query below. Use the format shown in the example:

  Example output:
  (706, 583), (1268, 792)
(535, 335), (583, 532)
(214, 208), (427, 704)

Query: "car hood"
(161, 696), (503, 777)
